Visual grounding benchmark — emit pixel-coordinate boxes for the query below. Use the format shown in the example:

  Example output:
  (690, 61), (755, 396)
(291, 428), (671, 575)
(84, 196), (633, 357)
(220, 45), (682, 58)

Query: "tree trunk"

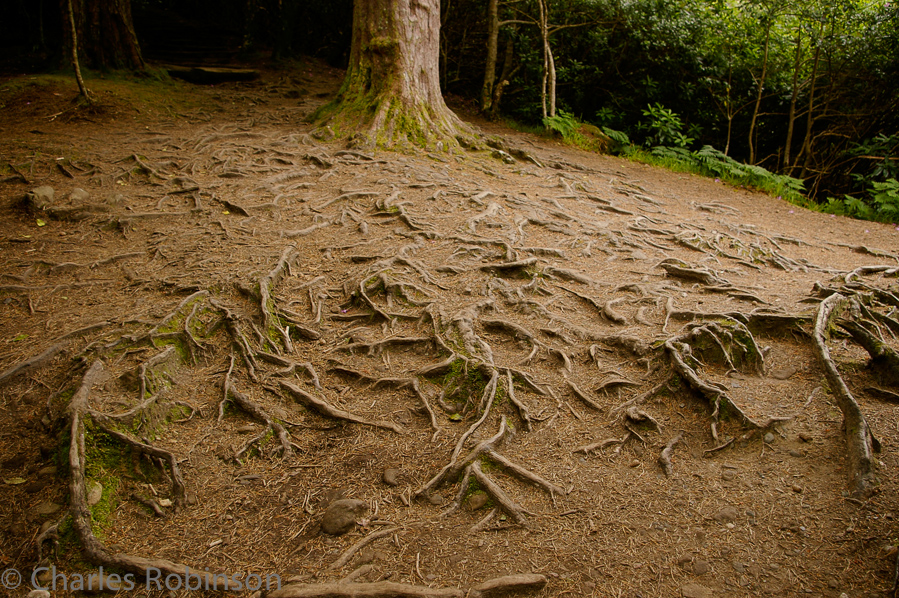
(316, 0), (475, 150)
(538, 0), (555, 120)
(748, 21), (771, 165)
(783, 31), (802, 170)
(797, 44), (822, 178)
(481, 0), (499, 114)
(63, 0), (144, 71)
(490, 35), (517, 120)
(67, 0), (92, 104)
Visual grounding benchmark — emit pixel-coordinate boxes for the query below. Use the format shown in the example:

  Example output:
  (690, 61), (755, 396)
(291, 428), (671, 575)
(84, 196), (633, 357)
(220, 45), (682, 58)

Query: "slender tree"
(64, 0), (144, 71)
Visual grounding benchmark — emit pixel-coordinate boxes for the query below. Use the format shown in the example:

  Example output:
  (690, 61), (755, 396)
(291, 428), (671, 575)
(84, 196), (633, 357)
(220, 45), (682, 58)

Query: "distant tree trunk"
(538, 0), (556, 119)
(481, 0), (500, 113)
(748, 20), (771, 165)
(490, 35), (517, 119)
(797, 44), (822, 179)
(63, 0), (144, 71)
(783, 31), (803, 170)
(315, 0), (474, 149)
(67, 0), (92, 104)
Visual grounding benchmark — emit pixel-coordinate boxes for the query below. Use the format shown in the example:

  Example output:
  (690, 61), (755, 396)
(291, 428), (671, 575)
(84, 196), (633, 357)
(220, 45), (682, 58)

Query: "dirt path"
(1, 62), (898, 598)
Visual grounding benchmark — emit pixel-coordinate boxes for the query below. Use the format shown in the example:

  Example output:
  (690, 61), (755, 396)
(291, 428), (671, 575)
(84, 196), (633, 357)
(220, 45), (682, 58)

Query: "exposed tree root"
(814, 293), (879, 498)
(470, 461), (530, 526)
(280, 380), (406, 434)
(67, 361), (239, 589)
(658, 431), (684, 476)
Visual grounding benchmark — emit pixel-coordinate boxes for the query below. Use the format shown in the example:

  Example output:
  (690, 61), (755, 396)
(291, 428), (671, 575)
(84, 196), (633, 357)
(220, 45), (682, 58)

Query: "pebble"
(791, 484), (803, 493)
(236, 425), (256, 434)
(33, 501), (61, 517)
(69, 188), (90, 202)
(320, 499), (368, 535)
(680, 582), (713, 598)
(467, 491), (488, 510)
(732, 561), (745, 573)
(676, 554), (692, 567)
(763, 432), (775, 444)
(721, 471), (736, 481)
(798, 432), (813, 442)
(789, 449), (803, 458)
(27, 591), (51, 598)
(382, 468), (400, 486)
(428, 493), (445, 506)
(769, 366), (799, 380)
(87, 480), (103, 506)
(38, 466), (57, 477)
(629, 459), (640, 468)
(693, 560), (711, 575)
(713, 505), (740, 523)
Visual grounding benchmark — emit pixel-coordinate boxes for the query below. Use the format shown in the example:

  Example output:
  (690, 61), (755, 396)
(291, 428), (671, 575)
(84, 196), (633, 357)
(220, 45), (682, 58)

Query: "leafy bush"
(543, 110), (609, 152)
(824, 178), (899, 223)
(640, 103), (693, 148)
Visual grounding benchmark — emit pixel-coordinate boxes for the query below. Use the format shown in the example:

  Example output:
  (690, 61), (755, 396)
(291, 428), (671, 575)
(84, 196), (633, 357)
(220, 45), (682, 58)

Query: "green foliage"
(824, 178), (899, 223)
(640, 103), (693, 148)
(542, 110), (609, 152)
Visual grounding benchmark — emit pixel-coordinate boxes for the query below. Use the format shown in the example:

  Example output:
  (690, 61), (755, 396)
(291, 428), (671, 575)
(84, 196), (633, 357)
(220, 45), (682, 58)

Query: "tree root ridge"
(67, 361), (241, 589)
(814, 293), (878, 498)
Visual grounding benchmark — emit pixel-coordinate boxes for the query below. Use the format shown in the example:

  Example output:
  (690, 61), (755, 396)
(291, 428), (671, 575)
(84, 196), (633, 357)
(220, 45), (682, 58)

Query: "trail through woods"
(1, 63), (899, 597)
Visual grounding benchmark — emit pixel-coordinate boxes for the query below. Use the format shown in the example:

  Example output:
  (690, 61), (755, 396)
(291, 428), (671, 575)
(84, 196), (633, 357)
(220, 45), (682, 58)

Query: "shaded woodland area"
(2, 0), (898, 214)
(2, 1), (899, 598)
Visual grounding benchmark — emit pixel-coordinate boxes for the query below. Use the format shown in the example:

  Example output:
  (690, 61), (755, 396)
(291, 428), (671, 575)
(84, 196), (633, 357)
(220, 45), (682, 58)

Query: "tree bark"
(748, 20), (771, 165)
(63, 0), (144, 71)
(783, 31), (802, 170)
(315, 0), (475, 150)
(67, 0), (92, 104)
(481, 0), (500, 114)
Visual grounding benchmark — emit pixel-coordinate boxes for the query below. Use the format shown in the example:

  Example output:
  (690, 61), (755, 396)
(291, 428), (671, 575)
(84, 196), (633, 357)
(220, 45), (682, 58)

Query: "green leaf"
(11, 333), (28, 341)
(4, 477), (27, 485)
(36, 218), (46, 227)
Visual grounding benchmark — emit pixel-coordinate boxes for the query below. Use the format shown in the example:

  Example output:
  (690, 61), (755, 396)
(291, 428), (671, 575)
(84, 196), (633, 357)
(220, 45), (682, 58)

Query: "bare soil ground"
(1, 61), (899, 598)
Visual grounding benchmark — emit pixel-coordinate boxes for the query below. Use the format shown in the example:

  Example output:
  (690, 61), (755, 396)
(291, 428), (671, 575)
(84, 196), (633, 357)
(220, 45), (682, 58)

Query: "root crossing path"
(1, 69), (899, 597)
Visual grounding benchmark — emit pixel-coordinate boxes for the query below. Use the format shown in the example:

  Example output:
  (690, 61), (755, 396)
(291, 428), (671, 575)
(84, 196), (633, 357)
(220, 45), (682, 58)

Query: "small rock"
(382, 468), (401, 486)
(798, 432), (813, 442)
(680, 582), (714, 598)
(33, 501), (61, 517)
(763, 432), (775, 444)
(320, 499), (368, 535)
(693, 560), (711, 575)
(38, 465), (57, 477)
(186, 492), (198, 506)
(25, 186), (55, 210)
(732, 561), (745, 574)
(69, 188), (90, 202)
(713, 505), (740, 523)
(629, 459), (640, 467)
(39, 520), (55, 534)
(676, 555), (692, 568)
(25, 479), (48, 493)
(769, 366), (799, 380)
(87, 479), (103, 506)
(235, 425), (256, 434)
(721, 471), (736, 481)
(791, 484), (803, 493)
(428, 493), (445, 506)
(27, 590), (51, 598)
(828, 580), (839, 589)
(467, 491), (488, 510)
(789, 449), (802, 458)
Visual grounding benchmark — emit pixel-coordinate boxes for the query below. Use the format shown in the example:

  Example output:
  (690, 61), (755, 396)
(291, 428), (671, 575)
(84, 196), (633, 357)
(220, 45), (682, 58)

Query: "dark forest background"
(2, 0), (897, 219)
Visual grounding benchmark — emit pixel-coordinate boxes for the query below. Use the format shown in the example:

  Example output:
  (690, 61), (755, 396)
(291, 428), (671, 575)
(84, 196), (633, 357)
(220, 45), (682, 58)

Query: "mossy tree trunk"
(315, 0), (475, 150)
(62, 0), (144, 71)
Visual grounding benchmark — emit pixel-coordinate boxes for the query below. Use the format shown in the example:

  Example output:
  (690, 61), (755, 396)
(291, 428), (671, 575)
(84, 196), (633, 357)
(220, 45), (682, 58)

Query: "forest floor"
(1, 59), (899, 598)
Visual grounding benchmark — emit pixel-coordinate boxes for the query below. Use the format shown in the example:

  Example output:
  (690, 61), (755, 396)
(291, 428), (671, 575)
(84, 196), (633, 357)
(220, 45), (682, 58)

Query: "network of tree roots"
(1, 71), (899, 597)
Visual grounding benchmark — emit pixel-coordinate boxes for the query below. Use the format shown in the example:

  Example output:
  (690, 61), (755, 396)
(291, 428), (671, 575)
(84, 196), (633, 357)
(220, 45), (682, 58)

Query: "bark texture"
(63, 0), (144, 71)
(315, 0), (474, 150)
